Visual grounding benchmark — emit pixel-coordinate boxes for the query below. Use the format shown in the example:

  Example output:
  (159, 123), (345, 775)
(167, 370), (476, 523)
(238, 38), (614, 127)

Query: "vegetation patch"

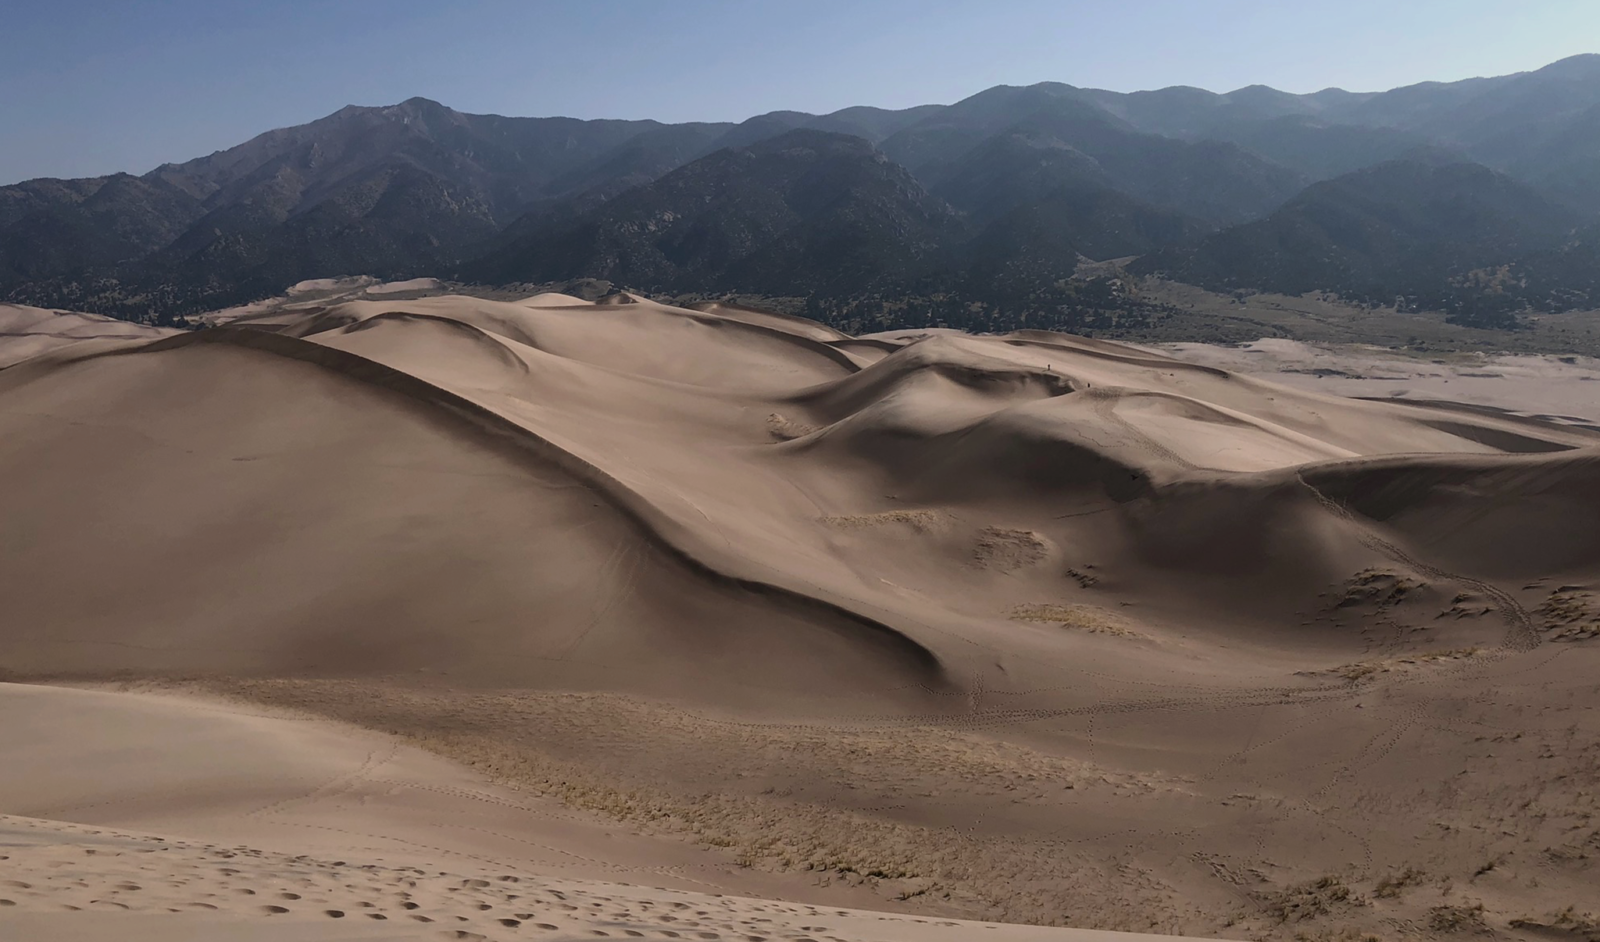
(1511, 907), (1600, 941)
(1536, 588), (1600, 641)
(1258, 875), (1359, 923)
(1323, 648), (1483, 682)
(1372, 867), (1427, 899)
(1010, 604), (1143, 638)
(820, 509), (948, 533)
(1333, 569), (1424, 610)
(1428, 902), (1488, 933)
(972, 527), (1049, 571)
(766, 412), (822, 441)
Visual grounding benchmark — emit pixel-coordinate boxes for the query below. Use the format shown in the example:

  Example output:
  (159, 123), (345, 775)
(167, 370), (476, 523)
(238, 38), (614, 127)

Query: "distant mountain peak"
(1535, 53), (1600, 77)
(7, 53), (1600, 329)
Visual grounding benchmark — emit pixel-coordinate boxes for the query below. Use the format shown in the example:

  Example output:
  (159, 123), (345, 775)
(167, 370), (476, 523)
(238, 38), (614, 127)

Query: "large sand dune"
(2, 296), (1598, 941)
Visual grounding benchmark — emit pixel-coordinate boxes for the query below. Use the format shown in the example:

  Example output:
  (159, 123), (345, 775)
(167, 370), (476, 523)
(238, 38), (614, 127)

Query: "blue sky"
(2, 0), (1596, 184)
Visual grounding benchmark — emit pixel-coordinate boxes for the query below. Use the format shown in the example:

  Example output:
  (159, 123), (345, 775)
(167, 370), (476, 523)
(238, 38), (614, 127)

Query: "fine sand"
(1156, 338), (1600, 429)
(3, 682), (1176, 942)
(2, 297), (1598, 941)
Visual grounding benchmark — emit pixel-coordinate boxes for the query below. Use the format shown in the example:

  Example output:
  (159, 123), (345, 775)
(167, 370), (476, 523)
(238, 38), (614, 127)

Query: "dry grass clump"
(1010, 603), (1144, 638)
(1511, 907), (1600, 941)
(1428, 902), (1487, 933)
(1536, 589), (1600, 641)
(1372, 867), (1427, 899)
(1292, 929), (1382, 942)
(1259, 876), (1358, 923)
(766, 412), (821, 441)
(971, 527), (1049, 571)
(820, 509), (948, 533)
(1333, 569), (1424, 610)
(1065, 566), (1099, 588)
(1327, 648), (1482, 682)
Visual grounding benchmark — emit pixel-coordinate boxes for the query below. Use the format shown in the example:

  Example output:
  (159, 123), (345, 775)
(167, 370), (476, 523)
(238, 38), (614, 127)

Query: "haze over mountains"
(4, 54), (1600, 331)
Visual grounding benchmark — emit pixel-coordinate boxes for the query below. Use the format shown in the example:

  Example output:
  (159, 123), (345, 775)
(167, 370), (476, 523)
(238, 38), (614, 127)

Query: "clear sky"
(2, 0), (1596, 185)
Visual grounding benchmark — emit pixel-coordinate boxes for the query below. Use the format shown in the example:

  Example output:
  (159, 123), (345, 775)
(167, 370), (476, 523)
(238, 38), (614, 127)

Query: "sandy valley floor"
(2, 293), (1597, 941)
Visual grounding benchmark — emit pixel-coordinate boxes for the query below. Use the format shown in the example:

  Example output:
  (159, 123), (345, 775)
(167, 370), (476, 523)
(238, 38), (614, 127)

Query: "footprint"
(499, 918), (522, 928)
(325, 910), (346, 918)
(279, 893), (302, 901)
(262, 905), (290, 915)
(410, 915), (435, 923)
(0, 901), (14, 907)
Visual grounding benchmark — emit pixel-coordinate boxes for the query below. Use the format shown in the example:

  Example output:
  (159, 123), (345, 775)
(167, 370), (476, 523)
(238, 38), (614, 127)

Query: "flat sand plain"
(1156, 338), (1600, 429)
(2, 296), (1598, 941)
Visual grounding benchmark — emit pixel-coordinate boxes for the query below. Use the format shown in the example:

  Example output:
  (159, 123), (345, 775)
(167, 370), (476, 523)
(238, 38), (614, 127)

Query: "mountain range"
(4, 54), (1599, 331)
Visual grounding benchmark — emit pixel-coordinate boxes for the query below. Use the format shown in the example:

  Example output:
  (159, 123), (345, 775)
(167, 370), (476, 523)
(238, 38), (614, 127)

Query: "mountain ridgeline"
(4, 54), (1600, 333)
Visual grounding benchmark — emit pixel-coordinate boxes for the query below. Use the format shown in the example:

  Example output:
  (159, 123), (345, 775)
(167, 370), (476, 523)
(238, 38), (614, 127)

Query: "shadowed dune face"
(0, 329), (943, 704)
(5, 295), (1600, 938)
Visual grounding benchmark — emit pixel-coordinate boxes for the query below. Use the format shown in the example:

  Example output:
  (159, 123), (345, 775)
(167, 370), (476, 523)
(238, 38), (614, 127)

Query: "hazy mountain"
(147, 97), (668, 216)
(801, 104), (947, 142)
(474, 129), (1196, 338)
(921, 103), (1306, 226)
(1196, 116), (1433, 180)
(1137, 156), (1583, 326)
(6, 54), (1600, 329)
(1064, 55), (1600, 193)
(0, 174), (203, 283)
(531, 122), (736, 204)
(467, 129), (964, 297)
(960, 185), (1205, 264)
(0, 97), (959, 318)
(1, 98), (692, 314)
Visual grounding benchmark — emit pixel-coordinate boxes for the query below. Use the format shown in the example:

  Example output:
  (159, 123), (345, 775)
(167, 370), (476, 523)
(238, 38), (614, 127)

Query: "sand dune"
(1, 683), (1193, 942)
(0, 303), (177, 368)
(3, 295), (1599, 940)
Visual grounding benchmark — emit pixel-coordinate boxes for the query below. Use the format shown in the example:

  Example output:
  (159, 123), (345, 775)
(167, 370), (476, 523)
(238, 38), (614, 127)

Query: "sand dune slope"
(4, 296), (1600, 939)
(0, 303), (177, 368)
(2, 683), (1199, 942)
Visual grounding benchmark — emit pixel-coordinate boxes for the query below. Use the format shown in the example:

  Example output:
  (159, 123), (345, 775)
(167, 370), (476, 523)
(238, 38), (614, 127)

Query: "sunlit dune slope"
(3, 293), (1598, 706)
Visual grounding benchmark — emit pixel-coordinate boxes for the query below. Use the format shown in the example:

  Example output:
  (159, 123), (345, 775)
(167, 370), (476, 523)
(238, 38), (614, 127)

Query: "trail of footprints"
(0, 821), (903, 942)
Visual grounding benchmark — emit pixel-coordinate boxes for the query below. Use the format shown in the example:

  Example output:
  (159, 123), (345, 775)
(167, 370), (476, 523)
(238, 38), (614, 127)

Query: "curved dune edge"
(43, 324), (950, 690)
(210, 327), (945, 681)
